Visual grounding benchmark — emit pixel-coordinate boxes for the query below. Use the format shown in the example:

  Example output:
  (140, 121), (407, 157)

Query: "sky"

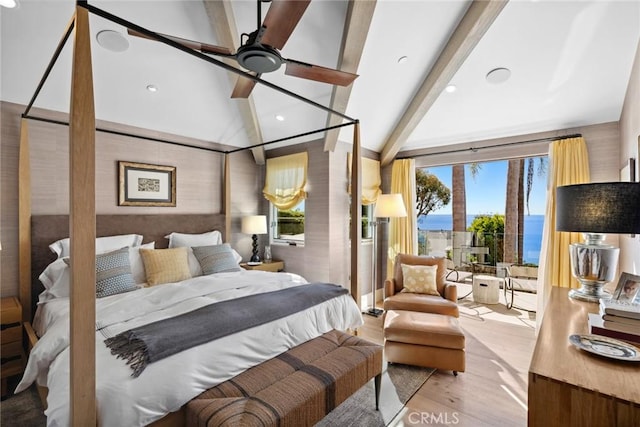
(421, 157), (548, 216)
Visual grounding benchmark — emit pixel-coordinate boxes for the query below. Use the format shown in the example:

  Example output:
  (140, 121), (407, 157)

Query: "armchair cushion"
(383, 292), (459, 317)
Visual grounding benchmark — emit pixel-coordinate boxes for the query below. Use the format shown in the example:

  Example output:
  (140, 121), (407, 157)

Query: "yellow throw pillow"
(400, 264), (440, 296)
(140, 247), (192, 286)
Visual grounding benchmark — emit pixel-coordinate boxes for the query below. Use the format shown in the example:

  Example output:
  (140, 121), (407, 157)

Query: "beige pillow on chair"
(400, 264), (440, 296)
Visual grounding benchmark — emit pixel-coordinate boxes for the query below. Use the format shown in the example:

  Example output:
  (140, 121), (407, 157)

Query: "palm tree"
(452, 164), (466, 233)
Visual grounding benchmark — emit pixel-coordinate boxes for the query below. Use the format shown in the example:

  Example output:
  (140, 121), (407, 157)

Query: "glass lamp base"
(568, 284), (611, 303)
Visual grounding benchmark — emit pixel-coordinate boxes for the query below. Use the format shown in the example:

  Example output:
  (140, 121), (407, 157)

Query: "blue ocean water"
(418, 214), (545, 265)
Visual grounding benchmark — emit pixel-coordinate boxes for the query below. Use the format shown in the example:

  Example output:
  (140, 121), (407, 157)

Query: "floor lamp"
(366, 194), (408, 317)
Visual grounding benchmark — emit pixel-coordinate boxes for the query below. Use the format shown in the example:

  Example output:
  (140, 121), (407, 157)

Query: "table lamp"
(242, 215), (267, 263)
(556, 182), (640, 302)
(367, 193), (408, 316)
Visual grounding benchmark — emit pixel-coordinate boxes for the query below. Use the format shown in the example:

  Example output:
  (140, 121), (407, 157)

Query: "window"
(264, 152), (308, 245)
(362, 204), (373, 240)
(271, 201), (305, 244)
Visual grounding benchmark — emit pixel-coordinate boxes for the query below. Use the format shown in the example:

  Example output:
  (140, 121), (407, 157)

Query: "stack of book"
(587, 299), (640, 344)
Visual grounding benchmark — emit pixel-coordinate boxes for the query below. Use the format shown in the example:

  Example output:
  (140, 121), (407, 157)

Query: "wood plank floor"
(358, 283), (537, 427)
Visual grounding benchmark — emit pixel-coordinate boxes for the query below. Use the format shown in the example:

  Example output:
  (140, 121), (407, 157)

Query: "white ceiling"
(2, 0), (639, 156)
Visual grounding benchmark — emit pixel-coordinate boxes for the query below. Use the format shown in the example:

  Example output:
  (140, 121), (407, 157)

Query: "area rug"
(0, 363), (434, 427)
(317, 362), (436, 427)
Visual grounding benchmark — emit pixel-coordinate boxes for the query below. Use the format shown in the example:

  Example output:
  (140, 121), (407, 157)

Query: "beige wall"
(619, 40), (640, 275)
(0, 101), (261, 297)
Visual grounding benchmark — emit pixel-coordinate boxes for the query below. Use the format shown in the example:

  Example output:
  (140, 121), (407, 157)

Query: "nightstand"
(1, 297), (25, 397)
(240, 260), (284, 272)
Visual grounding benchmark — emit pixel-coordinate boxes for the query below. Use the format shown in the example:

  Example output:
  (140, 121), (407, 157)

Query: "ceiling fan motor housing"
(236, 43), (283, 73)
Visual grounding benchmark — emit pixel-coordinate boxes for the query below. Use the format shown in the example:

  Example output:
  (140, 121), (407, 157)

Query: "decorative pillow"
(63, 247), (138, 298)
(400, 264), (440, 296)
(192, 244), (242, 275)
(38, 258), (71, 302)
(140, 247), (192, 286)
(165, 230), (222, 249)
(129, 242), (155, 284)
(49, 234), (143, 259)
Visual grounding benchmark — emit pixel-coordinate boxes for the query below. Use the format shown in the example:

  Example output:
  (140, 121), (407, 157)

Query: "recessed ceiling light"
(0, 0), (17, 8)
(275, 115), (285, 121)
(445, 84), (457, 93)
(397, 56), (408, 64)
(486, 67), (511, 84)
(146, 85), (158, 93)
(96, 30), (129, 53)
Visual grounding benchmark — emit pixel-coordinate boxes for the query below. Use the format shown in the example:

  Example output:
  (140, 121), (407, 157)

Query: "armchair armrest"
(385, 279), (397, 297)
(443, 283), (457, 302)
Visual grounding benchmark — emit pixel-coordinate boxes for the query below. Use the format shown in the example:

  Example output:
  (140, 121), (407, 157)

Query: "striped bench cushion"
(187, 330), (382, 427)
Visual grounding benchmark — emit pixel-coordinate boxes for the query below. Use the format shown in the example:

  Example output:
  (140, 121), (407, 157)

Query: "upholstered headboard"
(30, 214), (226, 317)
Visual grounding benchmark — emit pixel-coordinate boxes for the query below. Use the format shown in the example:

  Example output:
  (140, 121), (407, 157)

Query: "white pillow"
(49, 234), (143, 259)
(38, 242), (154, 302)
(165, 230), (222, 249)
(129, 242), (155, 284)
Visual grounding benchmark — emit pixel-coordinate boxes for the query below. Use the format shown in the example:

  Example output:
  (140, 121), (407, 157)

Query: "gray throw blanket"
(104, 283), (349, 377)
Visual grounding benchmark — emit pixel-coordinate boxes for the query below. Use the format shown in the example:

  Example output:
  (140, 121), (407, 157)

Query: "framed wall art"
(118, 161), (176, 207)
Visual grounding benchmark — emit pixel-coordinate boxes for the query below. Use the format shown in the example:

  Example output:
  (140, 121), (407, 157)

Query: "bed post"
(18, 119), (31, 323)
(350, 121), (361, 306)
(69, 4), (96, 425)
(224, 153), (232, 242)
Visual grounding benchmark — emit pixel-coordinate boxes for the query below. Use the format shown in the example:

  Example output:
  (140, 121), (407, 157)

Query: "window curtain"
(347, 154), (381, 205)
(387, 159), (418, 279)
(263, 152), (308, 210)
(537, 137), (590, 323)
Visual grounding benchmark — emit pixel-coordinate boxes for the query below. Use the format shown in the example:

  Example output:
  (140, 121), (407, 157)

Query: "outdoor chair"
(505, 265), (539, 309)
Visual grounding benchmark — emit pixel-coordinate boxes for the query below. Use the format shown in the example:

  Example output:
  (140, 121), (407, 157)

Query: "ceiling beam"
(379, 0), (508, 166)
(203, 0), (265, 165)
(323, 0), (377, 152)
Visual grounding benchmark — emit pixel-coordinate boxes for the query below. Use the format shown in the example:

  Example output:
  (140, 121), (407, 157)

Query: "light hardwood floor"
(358, 283), (537, 427)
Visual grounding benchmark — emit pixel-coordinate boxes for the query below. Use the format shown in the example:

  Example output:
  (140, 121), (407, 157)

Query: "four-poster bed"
(17, 1), (367, 425)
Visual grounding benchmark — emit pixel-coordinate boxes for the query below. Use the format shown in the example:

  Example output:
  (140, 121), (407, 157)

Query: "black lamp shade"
(556, 182), (640, 234)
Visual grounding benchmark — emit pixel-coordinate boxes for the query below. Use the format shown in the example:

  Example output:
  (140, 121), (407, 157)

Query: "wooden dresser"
(529, 287), (640, 426)
(1, 296), (25, 397)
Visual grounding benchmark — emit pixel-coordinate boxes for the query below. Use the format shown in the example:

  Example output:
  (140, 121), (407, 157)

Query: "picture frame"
(612, 272), (640, 303)
(118, 161), (176, 207)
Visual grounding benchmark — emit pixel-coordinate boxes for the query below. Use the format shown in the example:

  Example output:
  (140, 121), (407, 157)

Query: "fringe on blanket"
(104, 333), (149, 378)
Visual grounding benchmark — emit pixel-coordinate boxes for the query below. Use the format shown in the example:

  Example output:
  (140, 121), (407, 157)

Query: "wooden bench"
(186, 330), (383, 426)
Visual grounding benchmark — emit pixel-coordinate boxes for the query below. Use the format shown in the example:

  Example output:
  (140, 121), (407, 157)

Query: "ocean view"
(418, 214), (545, 265)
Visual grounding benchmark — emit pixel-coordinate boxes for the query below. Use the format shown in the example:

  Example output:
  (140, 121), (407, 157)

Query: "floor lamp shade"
(556, 182), (640, 302)
(242, 215), (267, 263)
(374, 194), (408, 218)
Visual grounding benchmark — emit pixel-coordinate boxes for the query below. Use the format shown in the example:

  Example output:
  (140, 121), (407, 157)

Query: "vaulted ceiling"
(2, 1), (639, 165)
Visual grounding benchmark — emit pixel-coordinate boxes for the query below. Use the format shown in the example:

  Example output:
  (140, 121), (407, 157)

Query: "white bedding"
(17, 270), (363, 427)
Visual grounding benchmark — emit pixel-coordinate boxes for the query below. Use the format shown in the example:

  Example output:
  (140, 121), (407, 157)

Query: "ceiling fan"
(128, 0), (358, 98)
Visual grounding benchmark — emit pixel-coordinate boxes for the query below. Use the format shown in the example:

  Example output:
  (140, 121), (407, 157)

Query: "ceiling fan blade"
(285, 61), (358, 86)
(127, 29), (232, 56)
(231, 73), (259, 98)
(261, 0), (311, 50)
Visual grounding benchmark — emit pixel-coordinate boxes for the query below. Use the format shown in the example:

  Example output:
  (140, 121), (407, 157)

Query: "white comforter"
(17, 270), (363, 427)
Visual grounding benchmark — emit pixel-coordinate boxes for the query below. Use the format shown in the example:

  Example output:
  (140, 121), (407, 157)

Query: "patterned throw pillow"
(139, 247), (192, 286)
(400, 264), (440, 296)
(192, 243), (242, 275)
(64, 247), (138, 298)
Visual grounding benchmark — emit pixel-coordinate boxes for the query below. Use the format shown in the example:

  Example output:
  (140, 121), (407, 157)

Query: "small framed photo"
(612, 272), (640, 303)
(118, 161), (176, 207)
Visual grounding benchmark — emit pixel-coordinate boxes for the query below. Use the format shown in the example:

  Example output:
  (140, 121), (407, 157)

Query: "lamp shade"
(556, 182), (640, 234)
(374, 194), (407, 218)
(241, 215), (267, 234)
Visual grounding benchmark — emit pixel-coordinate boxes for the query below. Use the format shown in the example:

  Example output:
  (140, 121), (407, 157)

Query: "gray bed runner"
(104, 282), (349, 377)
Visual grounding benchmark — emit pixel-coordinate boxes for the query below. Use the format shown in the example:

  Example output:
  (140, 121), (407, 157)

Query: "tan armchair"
(383, 254), (459, 317)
